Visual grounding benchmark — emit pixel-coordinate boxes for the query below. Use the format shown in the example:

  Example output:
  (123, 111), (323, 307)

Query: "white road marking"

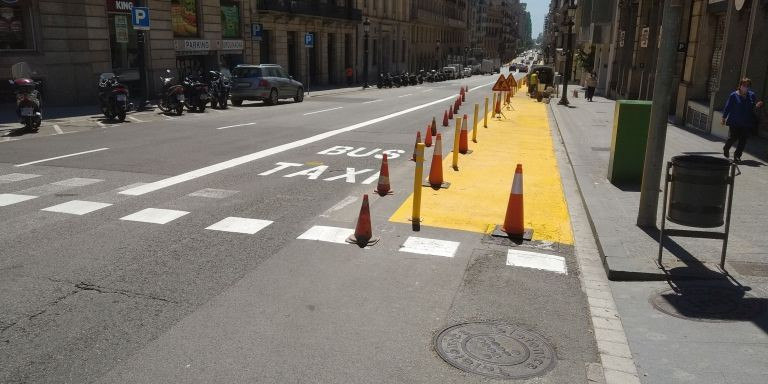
(53, 124), (64, 134)
(297, 225), (354, 244)
(205, 217), (273, 234)
(319, 196), (358, 218)
(399, 236), (459, 258)
(471, 81), (495, 92)
(15, 148), (109, 167)
(361, 171), (380, 185)
(41, 200), (112, 215)
(422, 89), (433, 93)
(120, 92), (464, 196)
(506, 249), (567, 274)
(115, 182), (149, 191)
(303, 107), (343, 116)
(362, 99), (382, 104)
(230, 106), (244, 111)
(398, 94), (413, 98)
(162, 115), (177, 120)
(0, 193), (37, 206)
(120, 208), (189, 224)
(0, 173), (41, 183)
(216, 122), (257, 130)
(187, 188), (239, 198)
(51, 178), (103, 187)
(128, 116), (145, 123)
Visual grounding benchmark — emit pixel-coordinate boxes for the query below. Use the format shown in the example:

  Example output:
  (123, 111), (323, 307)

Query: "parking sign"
(304, 33), (314, 48)
(131, 7), (150, 30)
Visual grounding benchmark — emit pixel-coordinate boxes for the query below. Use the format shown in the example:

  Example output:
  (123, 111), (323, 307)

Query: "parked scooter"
(97, 73), (131, 122)
(157, 69), (185, 116)
(7, 62), (41, 133)
(377, 73), (392, 89)
(205, 70), (230, 109)
(182, 73), (209, 112)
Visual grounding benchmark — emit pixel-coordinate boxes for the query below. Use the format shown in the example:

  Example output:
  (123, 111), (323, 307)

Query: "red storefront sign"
(106, 0), (134, 13)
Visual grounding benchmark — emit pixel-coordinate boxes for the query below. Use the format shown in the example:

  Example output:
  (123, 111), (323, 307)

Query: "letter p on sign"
(132, 7), (150, 30)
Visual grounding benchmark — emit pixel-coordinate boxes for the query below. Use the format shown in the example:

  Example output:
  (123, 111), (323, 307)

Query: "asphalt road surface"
(1, 70), (599, 383)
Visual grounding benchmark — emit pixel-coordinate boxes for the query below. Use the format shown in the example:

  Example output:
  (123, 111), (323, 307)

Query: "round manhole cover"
(650, 286), (766, 322)
(434, 322), (556, 380)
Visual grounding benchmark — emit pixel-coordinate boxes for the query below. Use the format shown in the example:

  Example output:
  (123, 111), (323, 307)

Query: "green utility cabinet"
(608, 100), (652, 185)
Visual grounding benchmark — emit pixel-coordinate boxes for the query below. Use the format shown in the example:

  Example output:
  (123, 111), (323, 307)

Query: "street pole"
(636, 0), (683, 228)
(363, 18), (370, 89)
(558, 18), (573, 106)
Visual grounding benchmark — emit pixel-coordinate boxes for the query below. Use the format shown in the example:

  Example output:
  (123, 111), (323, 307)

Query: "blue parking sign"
(304, 33), (314, 48)
(131, 7), (150, 30)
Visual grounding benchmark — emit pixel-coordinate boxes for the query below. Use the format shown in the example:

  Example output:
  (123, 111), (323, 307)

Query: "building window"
(220, 1), (240, 38)
(106, 1), (139, 77)
(0, 1), (35, 50)
(171, 0), (199, 37)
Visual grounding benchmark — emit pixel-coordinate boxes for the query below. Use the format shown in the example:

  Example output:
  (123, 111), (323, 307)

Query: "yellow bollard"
(492, 93), (497, 119)
(484, 97), (488, 128)
(411, 143), (425, 226)
(472, 103), (479, 143)
(452, 117), (461, 170)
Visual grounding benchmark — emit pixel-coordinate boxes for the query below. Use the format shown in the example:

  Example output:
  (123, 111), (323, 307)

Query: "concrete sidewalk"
(550, 89), (768, 281)
(550, 88), (768, 384)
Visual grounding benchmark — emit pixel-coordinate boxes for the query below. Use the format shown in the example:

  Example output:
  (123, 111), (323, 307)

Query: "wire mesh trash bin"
(659, 155), (737, 269)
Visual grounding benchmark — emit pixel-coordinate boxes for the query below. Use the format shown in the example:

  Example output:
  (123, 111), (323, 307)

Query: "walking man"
(345, 66), (354, 86)
(586, 72), (597, 102)
(722, 78), (764, 162)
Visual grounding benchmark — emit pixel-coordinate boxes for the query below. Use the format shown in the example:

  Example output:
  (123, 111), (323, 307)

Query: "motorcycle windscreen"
(11, 62), (33, 79)
(100, 73), (117, 81)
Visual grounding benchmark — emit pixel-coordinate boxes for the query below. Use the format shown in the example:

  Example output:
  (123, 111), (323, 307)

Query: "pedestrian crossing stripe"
(41, 200), (112, 215)
(120, 208), (190, 224)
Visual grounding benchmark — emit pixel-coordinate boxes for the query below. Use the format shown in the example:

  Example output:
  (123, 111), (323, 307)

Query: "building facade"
(0, 0), (254, 105)
(546, 0), (768, 139)
(409, 0), (468, 70)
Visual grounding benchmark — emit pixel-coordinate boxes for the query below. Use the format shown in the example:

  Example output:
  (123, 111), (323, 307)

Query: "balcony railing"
(257, 0), (362, 22)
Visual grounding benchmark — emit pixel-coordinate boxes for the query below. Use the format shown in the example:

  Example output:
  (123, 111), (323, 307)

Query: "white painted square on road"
(0, 173), (41, 183)
(0, 193), (38, 207)
(188, 188), (239, 199)
(206, 217), (273, 234)
(297, 225), (354, 244)
(51, 178), (103, 187)
(41, 200), (112, 215)
(115, 182), (149, 192)
(120, 208), (189, 224)
(399, 236), (459, 258)
(506, 249), (567, 274)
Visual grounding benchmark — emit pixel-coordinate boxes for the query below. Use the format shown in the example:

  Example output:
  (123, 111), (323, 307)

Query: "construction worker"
(528, 71), (539, 98)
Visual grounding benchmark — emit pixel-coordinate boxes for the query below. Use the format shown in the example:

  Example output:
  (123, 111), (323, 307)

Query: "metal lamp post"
(464, 46), (469, 67)
(558, 2), (577, 106)
(363, 18), (370, 89)
(435, 39), (441, 70)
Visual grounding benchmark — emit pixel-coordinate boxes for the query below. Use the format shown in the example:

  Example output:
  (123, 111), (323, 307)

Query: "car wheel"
(294, 88), (304, 103)
(266, 89), (278, 105)
(231, 98), (243, 106)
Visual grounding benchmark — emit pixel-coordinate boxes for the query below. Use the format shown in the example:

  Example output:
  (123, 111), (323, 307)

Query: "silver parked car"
(230, 64), (304, 106)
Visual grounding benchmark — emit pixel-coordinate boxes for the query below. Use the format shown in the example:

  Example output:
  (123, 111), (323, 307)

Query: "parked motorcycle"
(157, 69), (185, 116)
(8, 62), (41, 133)
(392, 73), (402, 88)
(377, 73), (392, 89)
(182, 73), (209, 112)
(97, 73), (130, 122)
(205, 70), (230, 109)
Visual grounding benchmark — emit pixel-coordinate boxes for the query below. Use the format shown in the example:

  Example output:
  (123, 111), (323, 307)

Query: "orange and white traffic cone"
(412, 131), (422, 161)
(431, 117), (438, 136)
(460, 87), (465, 102)
(492, 164), (533, 240)
(459, 114), (471, 154)
(448, 106), (454, 120)
(442, 111), (449, 127)
(453, 98), (460, 114)
(374, 154), (393, 196)
(423, 133), (450, 189)
(424, 125), (433, 147)
(346, 194), (380, 247)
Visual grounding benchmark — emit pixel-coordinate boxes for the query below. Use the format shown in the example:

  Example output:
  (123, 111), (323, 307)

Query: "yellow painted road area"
(389, 91), (573, 245)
